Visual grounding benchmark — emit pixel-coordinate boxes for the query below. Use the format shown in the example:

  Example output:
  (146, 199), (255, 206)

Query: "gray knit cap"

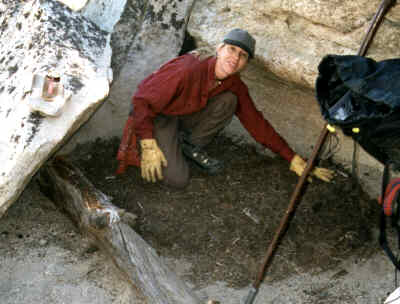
(223, 28), (256, 59)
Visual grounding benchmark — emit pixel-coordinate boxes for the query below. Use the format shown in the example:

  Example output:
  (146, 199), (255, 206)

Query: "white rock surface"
(0, 0), (112, 216)
(2, 0), (400, 216)
(65, 0), (196, 147)
(57, 0), (89, 11)
(80, 0), (126, 32)
(188, 0), (400, 88)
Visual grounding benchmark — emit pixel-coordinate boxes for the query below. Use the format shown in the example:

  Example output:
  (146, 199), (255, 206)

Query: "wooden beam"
(38, 156), (200, 304)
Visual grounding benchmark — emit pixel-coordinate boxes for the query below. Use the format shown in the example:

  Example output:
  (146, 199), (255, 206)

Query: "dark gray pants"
(153, 92), (237, 188)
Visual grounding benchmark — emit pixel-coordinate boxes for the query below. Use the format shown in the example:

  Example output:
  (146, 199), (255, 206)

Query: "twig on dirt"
(243, 208), (260, 224)
(232, 237), (240, 245)
(210, 213), (223, 224)
(296, 223), (305, 235)
(337, 170), (349, 178)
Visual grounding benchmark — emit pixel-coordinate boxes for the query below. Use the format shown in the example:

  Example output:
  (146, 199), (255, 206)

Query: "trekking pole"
(243, 127), (329, 304)
(243, 1), (395, 303)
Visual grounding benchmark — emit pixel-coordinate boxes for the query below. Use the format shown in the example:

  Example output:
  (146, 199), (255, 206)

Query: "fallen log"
(38, 156), (200, 304)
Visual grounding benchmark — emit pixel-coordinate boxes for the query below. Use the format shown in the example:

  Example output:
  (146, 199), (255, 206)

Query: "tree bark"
(38, 156), (200, 304)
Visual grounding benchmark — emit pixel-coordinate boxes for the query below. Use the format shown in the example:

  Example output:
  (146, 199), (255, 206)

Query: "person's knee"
(162, 168), (190, 189)
(163, 175), (190, 189)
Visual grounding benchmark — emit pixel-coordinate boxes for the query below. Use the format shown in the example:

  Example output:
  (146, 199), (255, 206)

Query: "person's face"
(215, 44), (249, 80)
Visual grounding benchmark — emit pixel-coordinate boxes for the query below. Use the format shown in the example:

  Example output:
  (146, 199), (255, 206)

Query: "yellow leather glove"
(290, 154), (334, 183)
(140, 139), (168, 183)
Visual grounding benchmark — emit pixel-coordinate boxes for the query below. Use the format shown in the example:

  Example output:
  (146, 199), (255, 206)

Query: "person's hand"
(290, 154), (334, 183)
(140, 139), (168, 182)
(311, 166), (334, 182)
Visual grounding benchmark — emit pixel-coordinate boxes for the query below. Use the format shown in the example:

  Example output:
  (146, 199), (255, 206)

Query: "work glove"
(290, 154), (334, 183)
(140, 139), (168, 183)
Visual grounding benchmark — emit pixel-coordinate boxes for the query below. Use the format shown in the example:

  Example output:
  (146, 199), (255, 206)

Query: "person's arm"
(233, 80), (333, 182)
(140, 138), (167, 182)
(132, 56), (190, 140)
(131, 56), (188, 182)
(233, 81), (295, 162)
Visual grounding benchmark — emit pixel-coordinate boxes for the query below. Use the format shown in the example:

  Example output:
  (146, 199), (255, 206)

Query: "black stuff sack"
(316, 54), (400, 170)
(316, 54), (400, 271)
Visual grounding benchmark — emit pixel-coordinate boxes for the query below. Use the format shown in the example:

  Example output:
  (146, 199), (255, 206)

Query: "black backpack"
(316, 54), (400, 270)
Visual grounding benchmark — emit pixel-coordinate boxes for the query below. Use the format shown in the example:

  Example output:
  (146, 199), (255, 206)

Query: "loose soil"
(67, 133), (381, 291)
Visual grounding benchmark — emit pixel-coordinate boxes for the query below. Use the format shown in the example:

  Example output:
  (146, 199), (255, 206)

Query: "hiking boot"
(180, 134), (224, 175)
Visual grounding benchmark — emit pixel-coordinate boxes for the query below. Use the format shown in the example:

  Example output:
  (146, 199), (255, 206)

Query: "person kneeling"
(116, 28), (334, 187)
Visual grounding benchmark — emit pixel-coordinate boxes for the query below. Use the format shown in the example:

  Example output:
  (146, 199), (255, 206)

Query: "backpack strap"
(379, 163), (400, 271)
(380, 179), (400, 216)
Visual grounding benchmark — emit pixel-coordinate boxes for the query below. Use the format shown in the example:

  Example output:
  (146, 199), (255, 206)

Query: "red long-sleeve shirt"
(132, 53), (295, 162)
(116, 53), (296, 173)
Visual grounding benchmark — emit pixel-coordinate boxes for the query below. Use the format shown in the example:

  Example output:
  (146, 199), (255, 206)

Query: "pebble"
(39, 239), (48, 246)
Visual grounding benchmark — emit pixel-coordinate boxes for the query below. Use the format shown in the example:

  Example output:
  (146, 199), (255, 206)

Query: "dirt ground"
(2, 131), (399, 304)
(66, 133), (381, 291)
